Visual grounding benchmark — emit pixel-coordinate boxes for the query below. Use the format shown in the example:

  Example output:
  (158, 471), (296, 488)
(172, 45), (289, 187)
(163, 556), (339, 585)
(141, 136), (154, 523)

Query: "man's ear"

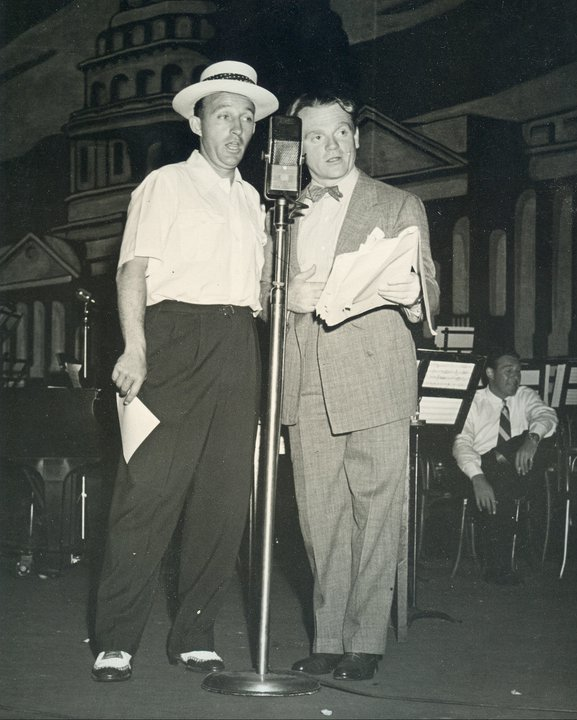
(189, 116), (202, 137)
(486, 367), (495, 382)
(354, 127), (360, 150)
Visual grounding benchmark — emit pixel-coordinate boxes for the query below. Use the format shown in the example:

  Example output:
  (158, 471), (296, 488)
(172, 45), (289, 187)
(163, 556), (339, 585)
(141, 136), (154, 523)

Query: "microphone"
(76, 288), (96, 305)
(263, 115), (303, 200)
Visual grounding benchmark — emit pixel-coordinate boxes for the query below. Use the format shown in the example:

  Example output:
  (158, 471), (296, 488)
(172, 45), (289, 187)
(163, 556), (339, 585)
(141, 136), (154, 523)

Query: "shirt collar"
(336, 167), (359, 200)
(484, 385), (512, 405)
(186, 149), (243, 190)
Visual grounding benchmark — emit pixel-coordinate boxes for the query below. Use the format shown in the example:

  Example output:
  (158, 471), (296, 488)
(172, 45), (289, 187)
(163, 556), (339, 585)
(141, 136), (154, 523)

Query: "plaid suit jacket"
(275, 171), (439, 434)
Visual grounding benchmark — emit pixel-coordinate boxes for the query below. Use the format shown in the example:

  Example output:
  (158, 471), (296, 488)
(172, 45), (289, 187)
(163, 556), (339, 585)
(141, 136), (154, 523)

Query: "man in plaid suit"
(275, 92), (439, 680)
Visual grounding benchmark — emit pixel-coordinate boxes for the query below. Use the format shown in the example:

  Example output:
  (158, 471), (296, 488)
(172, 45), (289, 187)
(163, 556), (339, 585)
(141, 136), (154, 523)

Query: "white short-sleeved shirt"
(118, 150), (267, 312)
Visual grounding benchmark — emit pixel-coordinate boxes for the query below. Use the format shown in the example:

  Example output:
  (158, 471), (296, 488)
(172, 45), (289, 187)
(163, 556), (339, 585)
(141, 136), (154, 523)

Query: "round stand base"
(201, 670), (320, 697)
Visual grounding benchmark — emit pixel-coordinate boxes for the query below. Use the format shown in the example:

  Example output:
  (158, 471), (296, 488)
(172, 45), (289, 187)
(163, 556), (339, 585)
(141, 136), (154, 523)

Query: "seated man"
(452, 347), (558, 584)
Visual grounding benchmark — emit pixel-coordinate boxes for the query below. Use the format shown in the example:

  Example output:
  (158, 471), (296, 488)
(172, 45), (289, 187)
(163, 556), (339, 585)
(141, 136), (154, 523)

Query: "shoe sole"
(91, 670), (132, 682)
(170, 657), (224, 673)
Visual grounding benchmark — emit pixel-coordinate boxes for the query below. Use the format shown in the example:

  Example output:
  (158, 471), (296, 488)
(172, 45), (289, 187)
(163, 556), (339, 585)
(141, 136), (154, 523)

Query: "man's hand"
(377, 271), (421, 307)
(287, 265), (326, 313)
(515, 435), (539, 476)
(471, 473), (497, 514)
(112, 348), (147, 405)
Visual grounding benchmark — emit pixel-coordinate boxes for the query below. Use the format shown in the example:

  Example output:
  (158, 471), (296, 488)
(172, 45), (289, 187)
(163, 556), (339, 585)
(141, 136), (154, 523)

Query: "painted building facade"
(0, 0), (575, 387)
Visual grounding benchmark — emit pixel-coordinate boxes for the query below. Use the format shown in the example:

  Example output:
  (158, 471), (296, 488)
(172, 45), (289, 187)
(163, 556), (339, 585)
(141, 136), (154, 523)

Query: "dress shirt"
(297, 168), (359, 283)
(453, 385), (558, 480)
(119, 150), (267, 313)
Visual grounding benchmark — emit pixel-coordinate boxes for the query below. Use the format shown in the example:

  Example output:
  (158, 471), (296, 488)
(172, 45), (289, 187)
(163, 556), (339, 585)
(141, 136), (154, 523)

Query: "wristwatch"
(528, 432), (540, 445)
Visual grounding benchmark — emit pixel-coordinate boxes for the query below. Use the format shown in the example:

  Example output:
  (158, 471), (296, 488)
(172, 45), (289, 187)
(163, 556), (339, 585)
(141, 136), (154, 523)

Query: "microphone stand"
(81, 299), (90, 384)
(202, 197), (319, 697)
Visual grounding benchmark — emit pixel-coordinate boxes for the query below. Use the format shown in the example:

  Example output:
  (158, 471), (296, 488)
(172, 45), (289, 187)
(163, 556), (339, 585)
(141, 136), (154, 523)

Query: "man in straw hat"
(91, 61), (278, 682)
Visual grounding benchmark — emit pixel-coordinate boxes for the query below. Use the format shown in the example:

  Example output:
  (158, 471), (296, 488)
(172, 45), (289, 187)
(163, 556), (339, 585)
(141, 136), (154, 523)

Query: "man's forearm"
(116, 258), (148, 352)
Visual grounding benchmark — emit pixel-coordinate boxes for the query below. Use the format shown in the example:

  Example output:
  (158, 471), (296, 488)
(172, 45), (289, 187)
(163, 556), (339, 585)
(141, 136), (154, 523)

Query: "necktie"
(497, 399), (511, 447)
(308, 184), (343, 202)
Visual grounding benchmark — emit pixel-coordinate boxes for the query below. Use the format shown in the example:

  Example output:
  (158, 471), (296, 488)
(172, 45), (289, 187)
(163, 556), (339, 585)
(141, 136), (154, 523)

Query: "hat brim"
(173, 80), (278, 122)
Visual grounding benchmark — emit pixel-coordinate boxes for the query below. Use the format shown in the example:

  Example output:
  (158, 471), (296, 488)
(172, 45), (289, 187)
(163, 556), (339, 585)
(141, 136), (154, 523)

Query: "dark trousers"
(475, 435), (547, 573)
(94, 302), (260, 657)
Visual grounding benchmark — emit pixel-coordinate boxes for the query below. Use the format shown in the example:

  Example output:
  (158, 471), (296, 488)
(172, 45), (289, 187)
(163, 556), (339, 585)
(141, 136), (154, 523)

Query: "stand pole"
(408, 417), (459, 626)
(202, 198), (319, 697)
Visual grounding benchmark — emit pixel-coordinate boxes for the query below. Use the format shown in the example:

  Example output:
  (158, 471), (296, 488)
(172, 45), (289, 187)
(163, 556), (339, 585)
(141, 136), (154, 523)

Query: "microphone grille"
(271, 139), (300, 165)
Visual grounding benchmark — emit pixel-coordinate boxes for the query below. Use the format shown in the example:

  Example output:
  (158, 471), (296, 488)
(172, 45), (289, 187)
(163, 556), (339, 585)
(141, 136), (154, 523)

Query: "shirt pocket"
(178, 209), (226, 262)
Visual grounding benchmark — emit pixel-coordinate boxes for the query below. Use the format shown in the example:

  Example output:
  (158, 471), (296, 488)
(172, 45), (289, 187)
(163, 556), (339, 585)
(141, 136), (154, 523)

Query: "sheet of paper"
(116, 394), (160, 463)
(65, 362), (83, 388)
(422, 360), (475, 391)
(550, 363), (566, 408)
(315, 226), (419, 326)
(418, 396), (463, 425)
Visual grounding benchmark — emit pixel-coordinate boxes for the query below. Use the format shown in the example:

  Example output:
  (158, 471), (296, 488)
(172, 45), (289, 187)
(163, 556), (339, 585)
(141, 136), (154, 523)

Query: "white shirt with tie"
(452, 385), (558, 480)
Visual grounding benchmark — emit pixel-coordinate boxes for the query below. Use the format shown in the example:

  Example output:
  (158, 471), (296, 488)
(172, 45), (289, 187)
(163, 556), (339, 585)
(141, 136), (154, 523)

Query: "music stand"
(407, 350), (485, 626)
(549, 358), (577, 578)
(520, 359), (554, 406)
(434, 325), (475, 352)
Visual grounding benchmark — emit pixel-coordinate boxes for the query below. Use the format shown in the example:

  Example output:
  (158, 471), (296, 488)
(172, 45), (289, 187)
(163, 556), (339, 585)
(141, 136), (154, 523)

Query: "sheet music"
(544, 364), (552, 405)
(421, 360), (475, 390)
(551, 363), (566, 408)
(418, 396), (462, 425)
(520, 369), (540, 386)
(65, 362), (83, 388)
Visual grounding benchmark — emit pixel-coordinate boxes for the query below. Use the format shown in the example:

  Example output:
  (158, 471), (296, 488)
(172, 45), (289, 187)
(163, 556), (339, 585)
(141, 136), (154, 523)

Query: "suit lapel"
(335, 172), (376, 257)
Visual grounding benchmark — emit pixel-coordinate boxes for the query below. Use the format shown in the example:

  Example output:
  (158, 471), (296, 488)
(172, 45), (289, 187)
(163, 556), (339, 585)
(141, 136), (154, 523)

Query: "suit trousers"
(94, 302), (260, 657)
(288, 319), (408, 655)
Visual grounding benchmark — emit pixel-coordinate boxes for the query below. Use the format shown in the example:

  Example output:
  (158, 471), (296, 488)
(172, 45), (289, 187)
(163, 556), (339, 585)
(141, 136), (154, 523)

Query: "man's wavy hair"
(286, 92), (359, 126)
(485, 346), (520, 371)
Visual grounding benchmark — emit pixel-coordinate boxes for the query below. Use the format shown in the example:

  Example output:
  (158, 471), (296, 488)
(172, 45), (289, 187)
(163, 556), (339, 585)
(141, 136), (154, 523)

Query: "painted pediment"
(0, 233), (81, 291)
(357, 106), (467, 181)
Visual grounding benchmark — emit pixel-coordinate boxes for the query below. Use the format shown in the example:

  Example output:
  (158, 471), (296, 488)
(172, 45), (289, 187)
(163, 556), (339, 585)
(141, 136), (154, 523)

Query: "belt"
(149, 301), (252, 317)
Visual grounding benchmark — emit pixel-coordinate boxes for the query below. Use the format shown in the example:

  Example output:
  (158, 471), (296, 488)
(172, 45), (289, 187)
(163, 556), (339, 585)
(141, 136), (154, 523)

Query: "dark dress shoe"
(333, 652), (381, 681)
(291, 653), (343, 675)
(170, 653), (225, 673)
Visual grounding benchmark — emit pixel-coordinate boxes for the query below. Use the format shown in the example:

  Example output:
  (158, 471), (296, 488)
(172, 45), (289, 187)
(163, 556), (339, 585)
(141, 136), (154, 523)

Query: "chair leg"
(469, 518), (481, 569)
(510, 498), (521, 573)
(541, 471), (552, 566)
(451, 498), (468, 579)
(559, 498), (571, 579)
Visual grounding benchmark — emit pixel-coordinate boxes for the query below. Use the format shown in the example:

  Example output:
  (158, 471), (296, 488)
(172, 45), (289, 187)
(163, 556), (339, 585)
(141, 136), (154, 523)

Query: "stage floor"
(1, 467), (576, 720)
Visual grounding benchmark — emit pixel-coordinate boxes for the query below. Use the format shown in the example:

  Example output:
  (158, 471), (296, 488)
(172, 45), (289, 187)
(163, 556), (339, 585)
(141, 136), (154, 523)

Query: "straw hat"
(173, 60), (278, 122)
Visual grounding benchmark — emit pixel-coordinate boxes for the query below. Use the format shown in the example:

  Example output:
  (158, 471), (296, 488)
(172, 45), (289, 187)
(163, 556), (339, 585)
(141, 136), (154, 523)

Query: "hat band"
(203, 73), (256, 85)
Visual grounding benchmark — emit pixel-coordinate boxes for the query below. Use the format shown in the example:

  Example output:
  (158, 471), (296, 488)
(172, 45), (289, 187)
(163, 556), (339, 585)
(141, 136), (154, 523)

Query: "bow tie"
(308, 184), (343, 202)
